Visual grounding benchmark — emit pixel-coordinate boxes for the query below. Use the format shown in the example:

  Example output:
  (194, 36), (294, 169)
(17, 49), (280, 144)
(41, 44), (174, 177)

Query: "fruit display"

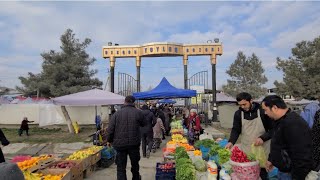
(23, 171), (64, 180)
(66, 146), (103, 160)
(17, 154), (53, 171)
(11, 155), (32, 163)
(193, 150), (202, 156)
(22, 171), (41, 180)
(48, 161), (77, 169)
(170, 128), (184, 135)
(172, 134), (188, 143)
(177, 143), (194, 151)
(156, 162), (176, 173)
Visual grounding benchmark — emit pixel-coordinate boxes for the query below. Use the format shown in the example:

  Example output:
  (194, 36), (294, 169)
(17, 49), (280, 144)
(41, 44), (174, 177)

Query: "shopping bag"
(251, 144), (267, 168)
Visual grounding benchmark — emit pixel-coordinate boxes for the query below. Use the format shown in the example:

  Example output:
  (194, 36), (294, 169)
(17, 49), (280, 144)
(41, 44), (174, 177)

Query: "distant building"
(267, 88), (295, 101)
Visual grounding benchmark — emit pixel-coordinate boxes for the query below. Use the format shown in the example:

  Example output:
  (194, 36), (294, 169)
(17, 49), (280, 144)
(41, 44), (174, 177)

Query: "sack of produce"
(230, 146), (260, 180)
(229, 160), (260, 180)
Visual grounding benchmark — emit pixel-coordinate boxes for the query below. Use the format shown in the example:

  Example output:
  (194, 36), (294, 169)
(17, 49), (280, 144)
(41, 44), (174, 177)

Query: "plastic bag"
(72, 121), (80, 134)
(251, 144), (267, 168)
(305, 170), (320, 180)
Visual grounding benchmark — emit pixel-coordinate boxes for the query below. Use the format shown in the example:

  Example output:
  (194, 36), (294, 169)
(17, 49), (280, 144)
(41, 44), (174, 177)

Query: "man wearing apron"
(226, 92), (273, 180)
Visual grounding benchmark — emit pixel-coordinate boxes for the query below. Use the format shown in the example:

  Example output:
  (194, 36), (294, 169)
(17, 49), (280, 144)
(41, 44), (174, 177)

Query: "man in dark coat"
(106, 96), (145, 180)
(262, 95), (313, 180)
(140, 105), (155, 158)
(0, 128), (10, 163)
(226, 92), (273, 180)
(19, 117), (34, 136)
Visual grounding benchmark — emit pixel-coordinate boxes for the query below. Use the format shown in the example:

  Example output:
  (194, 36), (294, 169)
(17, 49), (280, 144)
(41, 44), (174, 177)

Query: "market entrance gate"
(102, 42), (223, 121)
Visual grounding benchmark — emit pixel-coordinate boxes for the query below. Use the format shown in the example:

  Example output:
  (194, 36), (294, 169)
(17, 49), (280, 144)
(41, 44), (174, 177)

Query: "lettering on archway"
(102, 42), (223, 121)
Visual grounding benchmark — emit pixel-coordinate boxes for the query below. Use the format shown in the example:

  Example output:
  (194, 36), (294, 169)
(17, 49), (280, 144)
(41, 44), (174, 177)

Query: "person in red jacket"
(187, 109), (201, 145)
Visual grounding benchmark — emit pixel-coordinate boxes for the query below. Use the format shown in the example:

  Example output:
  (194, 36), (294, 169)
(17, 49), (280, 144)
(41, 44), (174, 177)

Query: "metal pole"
(183, 56), (188, 107)
(110, 66), (115, 93)
(212, 63), (218, 122)
(137, 66), (140, 92)
(110, 57), (115, 112)
(136, 56), (141, 92)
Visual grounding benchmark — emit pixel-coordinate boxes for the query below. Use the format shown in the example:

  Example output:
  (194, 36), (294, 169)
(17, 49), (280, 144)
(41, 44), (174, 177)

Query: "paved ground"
(2, 124), (225, 180)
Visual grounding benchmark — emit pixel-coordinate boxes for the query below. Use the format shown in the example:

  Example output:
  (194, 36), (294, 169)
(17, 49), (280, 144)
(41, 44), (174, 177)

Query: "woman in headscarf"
(187, 109), (201, 145)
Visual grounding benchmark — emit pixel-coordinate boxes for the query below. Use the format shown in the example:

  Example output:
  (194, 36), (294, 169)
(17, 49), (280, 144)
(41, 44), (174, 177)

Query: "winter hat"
(190, 109), (197, 114)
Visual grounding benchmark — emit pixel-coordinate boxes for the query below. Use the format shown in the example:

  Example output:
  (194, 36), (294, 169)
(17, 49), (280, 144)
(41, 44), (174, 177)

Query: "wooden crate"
(83, 164), (96, 178)
(46, 160), (84, 179)
(38, 157), (55, 168)
(27, 163), (41, 173)
(37, 168), (71, 180)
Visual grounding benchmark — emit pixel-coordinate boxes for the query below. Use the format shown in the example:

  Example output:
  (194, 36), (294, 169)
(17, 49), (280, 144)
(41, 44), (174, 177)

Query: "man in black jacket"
(106, 96), (145, 180)
(0, 128), (10, 163)
(225, 92), (273, 180)
(140, 104), (155, 158)
(262, 95), (313, 180)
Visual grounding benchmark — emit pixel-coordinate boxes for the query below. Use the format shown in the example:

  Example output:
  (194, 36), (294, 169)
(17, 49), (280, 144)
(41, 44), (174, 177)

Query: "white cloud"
(271, 19), (320, 51)
(0, 1), (319, 91)
(0, 55), (42, 88)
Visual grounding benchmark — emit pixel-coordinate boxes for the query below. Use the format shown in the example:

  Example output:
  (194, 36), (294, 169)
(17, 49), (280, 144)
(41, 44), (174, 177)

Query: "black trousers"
(0, 148), (5, 163)
(19, 129), (29, 136)
(115, 145), (140, 180)
(141, 132), (153, 156)
(260, 168), (268, 180)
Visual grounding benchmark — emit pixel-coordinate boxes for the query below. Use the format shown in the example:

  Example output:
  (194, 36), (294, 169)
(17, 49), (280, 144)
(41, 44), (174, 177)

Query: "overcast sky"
(0, 1), (320, 91)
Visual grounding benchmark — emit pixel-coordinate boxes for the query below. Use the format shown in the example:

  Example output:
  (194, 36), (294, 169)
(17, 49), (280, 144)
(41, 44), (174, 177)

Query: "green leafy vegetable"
(208, 144), (221, 156)
(217, 148), (231, 165)
(176, 163), (196, 180)
(194, 139), (216, 149)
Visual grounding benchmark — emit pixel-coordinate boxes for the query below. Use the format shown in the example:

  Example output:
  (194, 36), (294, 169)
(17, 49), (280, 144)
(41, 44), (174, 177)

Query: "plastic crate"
(155, 174), (175, 180)
(156, 162), (176, 175)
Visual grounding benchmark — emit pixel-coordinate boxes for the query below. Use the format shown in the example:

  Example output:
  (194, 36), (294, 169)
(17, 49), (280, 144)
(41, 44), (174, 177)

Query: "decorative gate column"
(183, 55), (188, 105)
(136, 56), (141, 92)
(211, 54), (218, 122)
(110, 56), (116, 93)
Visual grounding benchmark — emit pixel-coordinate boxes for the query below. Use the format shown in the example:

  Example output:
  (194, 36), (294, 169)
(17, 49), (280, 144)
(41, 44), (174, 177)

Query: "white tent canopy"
(52, 89), (125, 106)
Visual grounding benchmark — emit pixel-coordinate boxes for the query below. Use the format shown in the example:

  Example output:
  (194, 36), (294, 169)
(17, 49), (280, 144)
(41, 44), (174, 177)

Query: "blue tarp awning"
(133, 77), (196, 100)
(158, 99), (176, 104)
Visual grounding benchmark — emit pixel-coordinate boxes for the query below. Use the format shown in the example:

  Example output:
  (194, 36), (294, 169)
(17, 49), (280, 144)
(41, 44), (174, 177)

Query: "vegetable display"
(193, 159), (207, 172)
(231, 146), (250, 163)
(217, 149), (231, 165)
(175, 147), (189, 159)
(176, 159), (196, 180)
(208, 143), (221, 157)
(194, 139), (216, 149)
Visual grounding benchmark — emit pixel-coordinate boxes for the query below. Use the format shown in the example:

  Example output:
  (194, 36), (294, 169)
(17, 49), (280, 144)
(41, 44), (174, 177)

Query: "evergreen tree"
(274, 36), (320, 99)
(17, 29), (102, 97)
(222, 51), (268, 98)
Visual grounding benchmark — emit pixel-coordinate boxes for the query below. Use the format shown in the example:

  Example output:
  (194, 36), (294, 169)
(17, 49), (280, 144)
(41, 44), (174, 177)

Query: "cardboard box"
(90, 151), (101, 165)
